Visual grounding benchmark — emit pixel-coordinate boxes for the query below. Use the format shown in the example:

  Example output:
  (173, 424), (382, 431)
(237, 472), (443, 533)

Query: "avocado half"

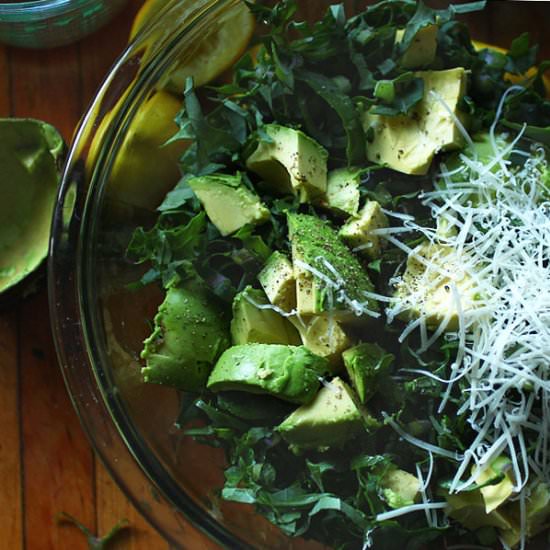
(0, 118), (65, 299)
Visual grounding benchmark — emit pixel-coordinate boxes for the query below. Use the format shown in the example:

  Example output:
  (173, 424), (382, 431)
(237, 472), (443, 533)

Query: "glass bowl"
(48, 1), (550, 549)
(49, 1), (330, 547)
(0, 0), (129, 48)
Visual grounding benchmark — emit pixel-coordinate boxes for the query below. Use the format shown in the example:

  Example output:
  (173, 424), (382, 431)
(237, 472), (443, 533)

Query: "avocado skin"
(207, 344), (329, 404)
(141, 281), (231, 392)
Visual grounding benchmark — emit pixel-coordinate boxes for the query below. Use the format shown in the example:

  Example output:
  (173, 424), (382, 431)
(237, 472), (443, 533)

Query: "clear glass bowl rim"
(48, 1), (257, 548)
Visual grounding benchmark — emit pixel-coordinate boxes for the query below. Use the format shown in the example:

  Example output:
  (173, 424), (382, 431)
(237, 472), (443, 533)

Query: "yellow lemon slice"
(129, 0), (167, 40)
(87, 90), (187, 216)
(130, 0), (255, 91)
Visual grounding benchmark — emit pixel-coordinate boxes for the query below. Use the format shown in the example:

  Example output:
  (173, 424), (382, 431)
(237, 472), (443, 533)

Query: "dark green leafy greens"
(125, 1), (550, 548)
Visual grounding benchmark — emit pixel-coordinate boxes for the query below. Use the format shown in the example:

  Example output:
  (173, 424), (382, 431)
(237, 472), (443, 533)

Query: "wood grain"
(9, 46), (81, 140)
(0, 44), (9, 116)
(0, 308), (23, 550)
(95, 462), (170, 550)
(19, 290), (95, 550)
(9, 40), (95, 550)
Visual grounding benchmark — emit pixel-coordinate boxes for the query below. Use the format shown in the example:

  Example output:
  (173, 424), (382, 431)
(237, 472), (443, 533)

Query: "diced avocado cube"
(290, 314), (353, 371)
(339, 200), (388, 259)
(474, 456), (515, 514)
(342, 342), (394, 403)
(445, 489), (517, 532)
(363, 68), (467, 175)
(188, 173), (269, 236)
(141, 282), (231, 392)
(230, 286), (301, 346)
(324, 167), (361, 217)
(277, 377), (365, 450)
(246, 124), (328, 203)
(525, 482), (550, 537)
(500, 481), (550, 547)
(393, 242), (480, 330)
(257, 251), (297, 312)
(207, 344), (329, 404)
(395, 24), (438, 68)
(380, 467), (421, 509)
(287, 213), (378, 321)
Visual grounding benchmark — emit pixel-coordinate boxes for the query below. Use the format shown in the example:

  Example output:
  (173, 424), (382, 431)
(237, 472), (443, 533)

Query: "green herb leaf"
(56, 512), (129, 550)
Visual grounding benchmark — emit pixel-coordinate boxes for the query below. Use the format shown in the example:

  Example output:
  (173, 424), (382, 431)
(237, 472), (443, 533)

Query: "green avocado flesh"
(287, 213), (378, 316)
(0, 118), (64, 294)
(141, 282), (231, 392)
(207, 344), (329, 404)
(277, 377), (364, 450)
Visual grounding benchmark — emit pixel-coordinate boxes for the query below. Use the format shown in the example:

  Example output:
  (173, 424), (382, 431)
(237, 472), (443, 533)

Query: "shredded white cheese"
(384, 90), (550, 548)
(375, 501), (448, 522)
(348, 86), (550, 550)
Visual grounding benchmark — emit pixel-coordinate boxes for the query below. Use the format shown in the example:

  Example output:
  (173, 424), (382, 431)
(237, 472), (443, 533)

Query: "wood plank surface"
(8, 35), (95, 548)
(19, 290), (95, 550)
(0, 308), (23, 550)
(0, 2), (548, 550)
(0, 42), (9, 116)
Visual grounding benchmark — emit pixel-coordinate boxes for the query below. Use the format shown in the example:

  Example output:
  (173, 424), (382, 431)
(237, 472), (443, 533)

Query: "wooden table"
(0, 2), (549, 549)
(0, 2), (183, 548)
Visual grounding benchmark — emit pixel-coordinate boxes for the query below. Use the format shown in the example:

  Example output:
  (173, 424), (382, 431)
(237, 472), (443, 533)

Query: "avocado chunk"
(287, 213), (378, 321)
(380, 467), (421, 509)
(290, 314), (353, 371)
(246, 124), (328, 203)
(141, 281), (230, 392)
(342, 342), (394, 403)
(324, 167), (361, 217)
(0, 118), (64, 295)
(363, 68), (467, 175)
(207, 344), (328, 404)
(339, 200), (389, 260)
(393, 242), (480, 330)
(395, 24), (438, 68)
(524, 482), (550, 538)
(445, 489), (517, 532)
(230, 286), (301, 345)
(188, 173), (269, 236)
(277, 377), (365, 450)
(257, 251), (297, 312)
(473, 456), (515, 514)
(501, 482), (550, 547)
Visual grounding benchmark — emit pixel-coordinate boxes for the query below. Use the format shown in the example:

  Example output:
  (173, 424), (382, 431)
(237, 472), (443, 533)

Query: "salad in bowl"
(52, 0), (550, 548)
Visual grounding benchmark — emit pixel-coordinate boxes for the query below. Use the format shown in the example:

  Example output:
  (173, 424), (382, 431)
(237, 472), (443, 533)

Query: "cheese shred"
(385, 94), (550, 543)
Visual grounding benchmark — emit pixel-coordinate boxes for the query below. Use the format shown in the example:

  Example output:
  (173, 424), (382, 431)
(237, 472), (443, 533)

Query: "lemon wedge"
(88, 90), (186, 215)
(130, 0), (255, 90)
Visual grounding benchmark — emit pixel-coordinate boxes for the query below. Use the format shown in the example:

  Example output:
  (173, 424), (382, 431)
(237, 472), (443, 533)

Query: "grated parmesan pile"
(382, 94), (550, 545)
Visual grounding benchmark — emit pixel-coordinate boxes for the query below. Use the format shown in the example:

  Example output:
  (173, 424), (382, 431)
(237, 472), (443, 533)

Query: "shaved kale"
(125, 1), (550, 548)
